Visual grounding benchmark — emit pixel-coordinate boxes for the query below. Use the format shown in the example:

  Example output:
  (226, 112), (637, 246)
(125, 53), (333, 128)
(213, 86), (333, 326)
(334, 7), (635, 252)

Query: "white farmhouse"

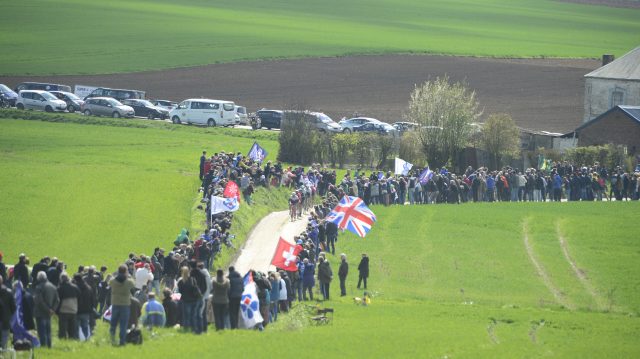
(583, 46), (640, 123)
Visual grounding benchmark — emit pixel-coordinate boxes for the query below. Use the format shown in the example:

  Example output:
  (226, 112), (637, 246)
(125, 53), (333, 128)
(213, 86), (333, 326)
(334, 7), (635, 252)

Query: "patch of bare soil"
(0, 55), (600, 132)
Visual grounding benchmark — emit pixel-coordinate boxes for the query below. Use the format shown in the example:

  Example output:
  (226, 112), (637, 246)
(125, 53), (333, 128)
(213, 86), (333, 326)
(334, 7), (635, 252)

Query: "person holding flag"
(238, 271), (264, 330)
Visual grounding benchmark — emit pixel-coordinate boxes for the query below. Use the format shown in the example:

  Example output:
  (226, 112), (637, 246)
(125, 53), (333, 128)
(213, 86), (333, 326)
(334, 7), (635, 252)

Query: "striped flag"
(419, 167), (434, 184)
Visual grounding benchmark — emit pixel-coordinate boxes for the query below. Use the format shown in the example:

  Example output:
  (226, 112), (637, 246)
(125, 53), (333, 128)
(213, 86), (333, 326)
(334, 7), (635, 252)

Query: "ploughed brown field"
(0, 55), (600, 133)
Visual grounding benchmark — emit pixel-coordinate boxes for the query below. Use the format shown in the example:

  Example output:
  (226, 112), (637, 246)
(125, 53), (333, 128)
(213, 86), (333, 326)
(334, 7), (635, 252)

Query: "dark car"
(84, 87), (145, 102)
(122, 99), (168, 119)
(14, 82), (72, 93)
(0, 84), (18, 107)
(50, 91), (85, 113)
(353, 122), (395, 135)
(253, 109), (283, 130)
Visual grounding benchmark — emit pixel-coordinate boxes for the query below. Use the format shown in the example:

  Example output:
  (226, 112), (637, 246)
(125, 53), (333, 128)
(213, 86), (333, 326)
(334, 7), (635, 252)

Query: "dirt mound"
(0, 55), (600, 132)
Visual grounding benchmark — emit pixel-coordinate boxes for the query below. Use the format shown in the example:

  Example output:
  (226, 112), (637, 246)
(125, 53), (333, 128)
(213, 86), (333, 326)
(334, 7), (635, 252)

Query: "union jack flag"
(326, 196), (377, 238)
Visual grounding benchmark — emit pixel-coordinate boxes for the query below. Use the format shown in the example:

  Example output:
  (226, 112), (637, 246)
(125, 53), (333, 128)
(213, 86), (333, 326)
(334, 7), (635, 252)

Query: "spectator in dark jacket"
(338, 253), (349, 297)
(47, 262), (64, 287)
(357, 253), (369, 290)
(227, 266), (244, 329)
(31, 257), (50, 287)
(0, 252), (7, 283)
(0, 276), (16, 350)
(33, 272), (59, 348)
(74, 274), (96, 340)
(162, 289), (179, 327)
(317, 257), (333, 300)
(57, 272), (80, 340)
(14, 253), (30, 289)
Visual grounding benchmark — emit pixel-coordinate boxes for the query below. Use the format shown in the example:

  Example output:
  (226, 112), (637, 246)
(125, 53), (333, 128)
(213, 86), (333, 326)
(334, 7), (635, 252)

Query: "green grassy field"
(0, 115), (280, 272)
(2, 117), (639, 358)
(44, 203), (640, 358)
(1, 0), (639, 75)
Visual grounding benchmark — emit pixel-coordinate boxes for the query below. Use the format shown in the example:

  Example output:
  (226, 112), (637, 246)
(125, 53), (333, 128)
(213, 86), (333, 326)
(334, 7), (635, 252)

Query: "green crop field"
(0, 115), (281, 272)
(1, 0), (639, 75)
(1, 116), (639, 358)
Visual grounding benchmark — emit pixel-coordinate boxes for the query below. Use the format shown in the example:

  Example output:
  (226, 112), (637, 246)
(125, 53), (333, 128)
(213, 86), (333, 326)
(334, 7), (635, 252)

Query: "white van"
(169, 99), (239, 127)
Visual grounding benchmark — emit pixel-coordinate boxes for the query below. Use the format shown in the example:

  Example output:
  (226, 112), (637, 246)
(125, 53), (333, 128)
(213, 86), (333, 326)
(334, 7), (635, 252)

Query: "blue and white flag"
(211, 196), (240, 215)
(239, 272), (263, 329)
(248, 142), (268, 162)
(418, 166), (434, 184)
(394, 157), (413, 176)
(11, 281), (40, 347)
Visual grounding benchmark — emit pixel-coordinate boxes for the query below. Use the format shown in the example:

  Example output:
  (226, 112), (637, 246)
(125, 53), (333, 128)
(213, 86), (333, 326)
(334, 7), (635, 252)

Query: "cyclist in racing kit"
(289, 192), (300, 221)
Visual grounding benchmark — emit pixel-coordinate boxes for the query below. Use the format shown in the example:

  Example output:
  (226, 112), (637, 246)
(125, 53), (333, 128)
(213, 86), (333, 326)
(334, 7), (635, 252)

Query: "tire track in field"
(556, 222), (606, 311)
(522, 220), (574, 310)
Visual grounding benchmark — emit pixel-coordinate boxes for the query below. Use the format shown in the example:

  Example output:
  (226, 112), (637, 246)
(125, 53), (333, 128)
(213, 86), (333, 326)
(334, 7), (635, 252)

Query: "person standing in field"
(57, 272), (80, 340)
(13, 253), (30, 289)
(0, 252), (7, 283)
(109, 265), (135, 346)
(338, 253), (349, 297)
(211, 269), (229, 331)
(318, 257), (333, 300)
(227, 266), (244, 329)
(357, 253), (369, 290)
(33, 271), (59, 348)
(0, 276), (16, 350)
(199, 151), (207, 180)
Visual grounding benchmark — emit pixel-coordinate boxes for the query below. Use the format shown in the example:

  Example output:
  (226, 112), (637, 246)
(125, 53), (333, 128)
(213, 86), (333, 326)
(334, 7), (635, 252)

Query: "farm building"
(583, 47), (640, 123)
(573, 105), (640, 155)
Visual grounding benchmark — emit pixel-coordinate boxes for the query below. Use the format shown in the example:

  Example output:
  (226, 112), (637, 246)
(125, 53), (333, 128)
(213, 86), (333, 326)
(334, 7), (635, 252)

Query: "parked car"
(169, 99), (238, 126)
(235, 105), (249, 125)
(14, 82), (72, 93)
(16, 90), (67, 112)
(84, 87), (145, 102)
(0, 84), (18, 107)
(121, 99), (168, 119)
(253, 109), (283, 130)
(81, 97), (135, 118)
(50, 91), (85, 113)
(353, 122), (396, 135)
(338, 117), (381, 133)
(392, 121), (420, 132)
(283, 110), (342, 133)
(152, 100), (177, 112)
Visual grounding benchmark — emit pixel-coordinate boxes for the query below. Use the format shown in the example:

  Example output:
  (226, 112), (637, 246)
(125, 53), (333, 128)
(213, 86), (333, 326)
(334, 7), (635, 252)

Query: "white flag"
(239, 273), (263, 329)
(211, 196), (240, 215)
(394, 157), (413, 176)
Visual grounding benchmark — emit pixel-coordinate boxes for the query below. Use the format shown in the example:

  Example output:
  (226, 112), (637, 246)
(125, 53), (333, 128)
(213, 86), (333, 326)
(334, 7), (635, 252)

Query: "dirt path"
(556, 222), (606, 311)
(522, 220), (574, 310)
(232, 210), (308, 275)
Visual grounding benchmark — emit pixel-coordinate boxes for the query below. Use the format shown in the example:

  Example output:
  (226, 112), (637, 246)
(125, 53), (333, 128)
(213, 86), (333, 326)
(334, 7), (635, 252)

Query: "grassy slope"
(46, 202), (640, 358)
(0, 116), (280, 272)
(1, 0), (639, 75)
(1, 117), (639, 357)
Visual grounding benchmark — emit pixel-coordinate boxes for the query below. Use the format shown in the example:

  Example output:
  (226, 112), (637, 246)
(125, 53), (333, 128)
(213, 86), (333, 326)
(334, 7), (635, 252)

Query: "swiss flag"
(271, 237), (301, 271)
(224, 180), (241, 202)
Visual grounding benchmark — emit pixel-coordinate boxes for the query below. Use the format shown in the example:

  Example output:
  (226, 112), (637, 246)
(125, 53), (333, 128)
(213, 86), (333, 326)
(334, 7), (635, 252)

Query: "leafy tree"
(407, 75), (481, 168)
(481, 113), (521, 169)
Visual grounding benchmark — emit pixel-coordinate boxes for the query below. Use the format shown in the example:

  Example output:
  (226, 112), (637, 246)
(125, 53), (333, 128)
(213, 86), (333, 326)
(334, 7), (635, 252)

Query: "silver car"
(338, 117), (381, 133)
(81, 97), (135, 118)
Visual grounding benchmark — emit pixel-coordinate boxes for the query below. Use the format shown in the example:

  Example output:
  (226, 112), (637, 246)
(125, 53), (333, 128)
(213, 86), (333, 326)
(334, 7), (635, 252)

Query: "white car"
(169, 99), (239, 127)
(152, 100), (177, 112)
(235, 105), (249, 125)
(16, 90), (67, 112)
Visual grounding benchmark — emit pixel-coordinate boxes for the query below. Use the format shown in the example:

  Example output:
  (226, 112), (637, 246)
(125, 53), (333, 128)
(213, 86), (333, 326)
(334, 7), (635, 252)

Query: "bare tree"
(481, 113), (521, 169)
(407, 75), (481, 168)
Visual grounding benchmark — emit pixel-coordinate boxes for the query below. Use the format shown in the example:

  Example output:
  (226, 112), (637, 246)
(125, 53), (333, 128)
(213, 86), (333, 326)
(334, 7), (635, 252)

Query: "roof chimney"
(602, 54), (615, 66)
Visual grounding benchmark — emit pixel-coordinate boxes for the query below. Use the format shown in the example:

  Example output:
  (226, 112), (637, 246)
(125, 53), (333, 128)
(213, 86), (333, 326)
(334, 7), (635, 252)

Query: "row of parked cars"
(0, 81), (416, 134)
